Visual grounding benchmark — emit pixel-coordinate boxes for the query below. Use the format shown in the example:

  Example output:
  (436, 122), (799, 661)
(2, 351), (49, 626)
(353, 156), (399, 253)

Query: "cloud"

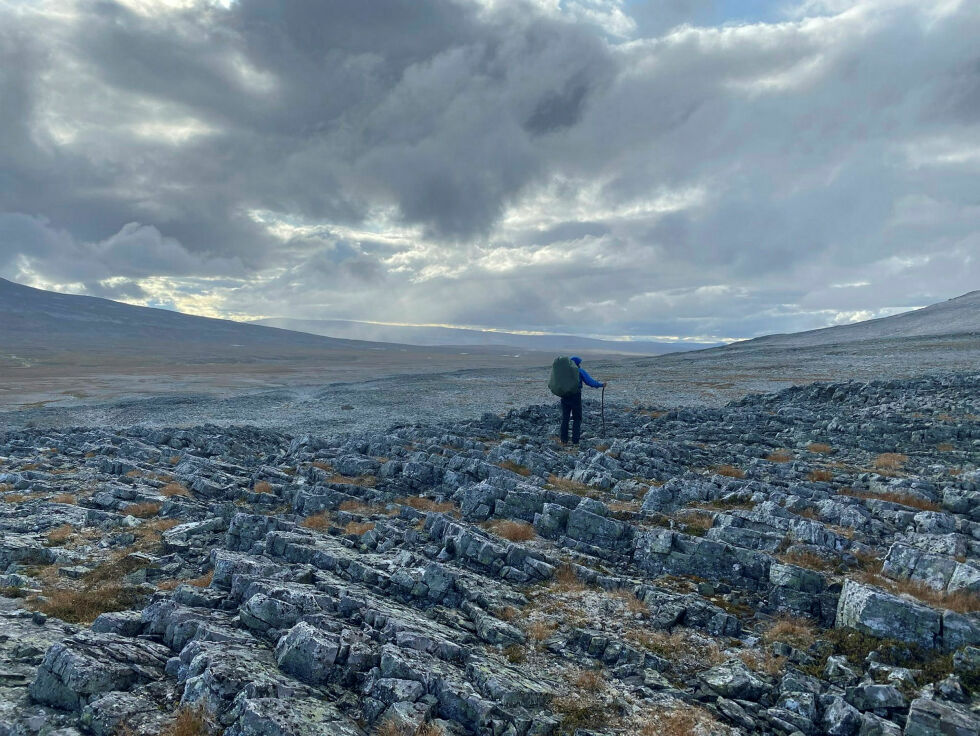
(0, 0), (977, 340)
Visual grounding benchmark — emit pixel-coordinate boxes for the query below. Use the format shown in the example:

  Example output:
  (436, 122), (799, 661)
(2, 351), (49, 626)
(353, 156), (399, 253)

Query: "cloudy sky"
(0, 0), (977, 343)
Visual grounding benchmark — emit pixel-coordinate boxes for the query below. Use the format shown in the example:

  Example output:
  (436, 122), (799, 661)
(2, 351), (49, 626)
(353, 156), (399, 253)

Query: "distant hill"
(254, 318), (717, 355)
(721, 290), (979, 352)
(0, 278), (506, 370)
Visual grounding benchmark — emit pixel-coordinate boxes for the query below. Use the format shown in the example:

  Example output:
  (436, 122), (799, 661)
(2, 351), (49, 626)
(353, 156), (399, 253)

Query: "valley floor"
(1, 332), (978, 434)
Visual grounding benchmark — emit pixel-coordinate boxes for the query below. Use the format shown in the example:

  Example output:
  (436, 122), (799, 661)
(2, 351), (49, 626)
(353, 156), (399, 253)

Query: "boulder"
(904, 697), (980, 736)
(835, 580), (941, 649)
(30, 632), (171, 711)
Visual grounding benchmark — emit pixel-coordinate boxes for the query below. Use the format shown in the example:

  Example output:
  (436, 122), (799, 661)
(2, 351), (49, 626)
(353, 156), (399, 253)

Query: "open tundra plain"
(1, 370), (979, 735)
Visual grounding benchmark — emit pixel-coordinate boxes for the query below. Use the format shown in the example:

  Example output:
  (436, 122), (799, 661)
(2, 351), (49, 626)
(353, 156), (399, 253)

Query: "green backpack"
(548, 356), (580, 397)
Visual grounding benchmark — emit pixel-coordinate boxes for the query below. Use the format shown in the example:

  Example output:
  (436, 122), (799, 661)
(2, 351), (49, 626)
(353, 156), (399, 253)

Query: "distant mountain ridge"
(2, 278), (976, 374)
(254, 318), (716, 355)
(722, 290), (979, 352)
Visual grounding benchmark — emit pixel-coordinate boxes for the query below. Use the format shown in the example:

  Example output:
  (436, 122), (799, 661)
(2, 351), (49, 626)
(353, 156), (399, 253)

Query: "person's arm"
(579, 367), (604, 388)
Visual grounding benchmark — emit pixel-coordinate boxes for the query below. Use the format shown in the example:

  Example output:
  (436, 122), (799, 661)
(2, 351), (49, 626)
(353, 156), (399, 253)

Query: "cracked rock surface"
(1, 373), (978, 735)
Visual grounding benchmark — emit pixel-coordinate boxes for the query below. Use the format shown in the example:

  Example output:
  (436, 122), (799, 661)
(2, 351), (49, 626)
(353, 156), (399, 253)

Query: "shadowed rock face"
(1, 373), (978, 735)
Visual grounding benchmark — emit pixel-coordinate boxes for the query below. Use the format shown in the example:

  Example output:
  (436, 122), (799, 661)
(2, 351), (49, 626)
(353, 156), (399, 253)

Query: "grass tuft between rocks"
(33, 583), (144, 623)
(481, 519), (536, 542)
(161, 705), (216, 736)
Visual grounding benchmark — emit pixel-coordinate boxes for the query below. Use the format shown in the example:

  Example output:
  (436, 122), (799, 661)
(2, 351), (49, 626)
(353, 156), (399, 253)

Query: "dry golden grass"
(253, 480), (273, 494)
(143, 517), (180, 533)
(157, 570), (212, 592)
(766, 450), (793, 463)
(672, 508), (715, 536)
(838, 488), (939, 511)
(301, 512), (333, 530)
(572, 668), (606, 692)
(550, 669), (614, 733)
(796, 508), (821, 521)
(124, 518), (180, 555)
(375, 719), (410, 736)
(45, 524), (74, 546)
(853, 550), (883, 576)
(499, 460), (532, 476)
(762, 616), (817, 650)
(338, 500), (384, 514)
(525, 619), (559, 643)
(31, 583), (143, 623)
(503, 643), (526, 664)
(124, 502), (162, 518)
(714, 465), (746, 479)
(482, 519), (536, 542)
(552, 563), (585, 592)
(162, 705), (215, 736)
(873, 452), (907, 471)
(312, 460), (333, 471)
(398, 496), (456, 514)
(161, 482), (190, 497)
(51, 493), (76, 504)
(778, 548), (836, 572)
(807, 469), (834, 482)
(889, 579), (980, 614)
(343, 520), (375, 536)
(169, 455), (181, 465)
(828, 524), (856, 540)
(936, 443), (955, 452)
(628, 628), (726, 674)
(807, 442), (834, 454)
(610, 589), (649, 615)
(607, 499), (642, 518)
(638, 704), (727, 736)
(738, 647), (787, 677)
(327, 473), (377, 487)
(5, 493), (28, 503)
(546, 474), (598, 497)
(187, 570), (213, 588)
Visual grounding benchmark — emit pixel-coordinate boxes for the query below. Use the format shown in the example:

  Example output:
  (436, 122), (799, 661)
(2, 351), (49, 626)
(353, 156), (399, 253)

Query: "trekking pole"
(601, 384), (606, 437)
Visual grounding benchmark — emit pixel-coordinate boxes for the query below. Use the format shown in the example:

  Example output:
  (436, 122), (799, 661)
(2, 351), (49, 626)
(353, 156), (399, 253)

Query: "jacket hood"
(570, 356), (582, 365)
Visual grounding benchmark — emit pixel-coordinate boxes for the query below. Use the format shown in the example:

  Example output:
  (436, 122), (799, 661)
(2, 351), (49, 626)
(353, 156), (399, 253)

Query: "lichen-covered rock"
(226, 697), (364, 736)
(835, 580), (941, 649)
(904, 697), (980, 736)
(699, 659), (770, 702)
(80, 690), (174, 736)
(30, 632), (171, 711)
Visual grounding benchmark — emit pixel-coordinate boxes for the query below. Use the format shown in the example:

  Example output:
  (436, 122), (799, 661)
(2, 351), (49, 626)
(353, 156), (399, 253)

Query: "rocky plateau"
(1, 373), (978, 736)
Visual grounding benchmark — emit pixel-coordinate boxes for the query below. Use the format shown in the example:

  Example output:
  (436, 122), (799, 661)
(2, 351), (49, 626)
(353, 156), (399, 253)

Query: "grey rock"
(835, 580), (941, 649)
(904, 697), (980, 736)
(29, 632), (170, 711)
(821, 695), (862, 736)
(699, 659), (769, 702)
(226, 697), (363, 736)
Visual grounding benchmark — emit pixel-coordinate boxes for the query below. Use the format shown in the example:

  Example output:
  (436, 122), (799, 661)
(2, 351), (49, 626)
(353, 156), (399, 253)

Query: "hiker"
(548, 356), (606, 445)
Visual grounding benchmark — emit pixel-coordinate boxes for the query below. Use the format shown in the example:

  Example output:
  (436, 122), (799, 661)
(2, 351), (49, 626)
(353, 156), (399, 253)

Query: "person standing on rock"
(548, 356), (606, 445)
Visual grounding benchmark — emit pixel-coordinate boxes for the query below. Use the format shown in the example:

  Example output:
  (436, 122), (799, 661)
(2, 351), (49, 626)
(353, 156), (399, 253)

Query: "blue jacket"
(570, 356), (604, 389)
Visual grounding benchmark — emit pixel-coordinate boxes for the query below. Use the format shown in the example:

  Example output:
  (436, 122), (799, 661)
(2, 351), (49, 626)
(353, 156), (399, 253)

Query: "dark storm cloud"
(0, 0), (977, 337)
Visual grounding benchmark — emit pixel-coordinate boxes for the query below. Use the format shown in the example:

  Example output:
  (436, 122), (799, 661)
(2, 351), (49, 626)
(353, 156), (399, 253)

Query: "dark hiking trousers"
(560, 392), (583, 444)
